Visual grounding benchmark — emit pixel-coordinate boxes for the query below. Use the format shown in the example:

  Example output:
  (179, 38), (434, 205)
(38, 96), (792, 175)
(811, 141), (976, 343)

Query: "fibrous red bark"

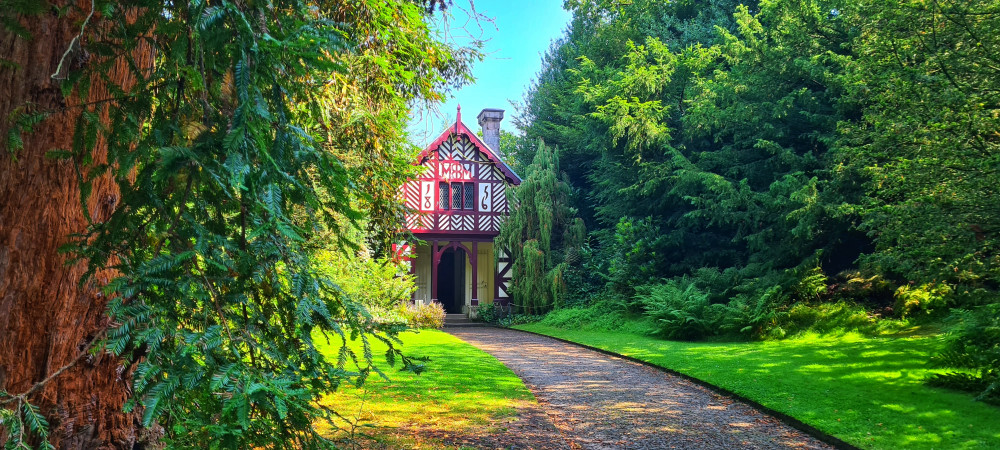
(0, 2), (153, 448)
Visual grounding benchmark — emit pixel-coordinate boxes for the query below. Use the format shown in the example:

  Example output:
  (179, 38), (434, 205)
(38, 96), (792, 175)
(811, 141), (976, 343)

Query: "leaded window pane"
(438, 182), (449, 210)
(451, 182), (463, 209)
(464, 183), (474, 210)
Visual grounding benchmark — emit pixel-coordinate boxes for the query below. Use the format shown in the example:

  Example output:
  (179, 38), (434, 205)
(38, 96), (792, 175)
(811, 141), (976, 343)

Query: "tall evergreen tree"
(0, 3), (155, 446)
(521, 0), (857, 303)
(842, 0), (1000, 287)
(0, 0), (473, 447)
(498, 141), (585, 314)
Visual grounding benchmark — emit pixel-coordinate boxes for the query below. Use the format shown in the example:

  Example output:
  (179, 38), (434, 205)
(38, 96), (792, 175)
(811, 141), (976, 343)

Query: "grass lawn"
(314, 329), (536, 448)
(515, 324), (1000, 449)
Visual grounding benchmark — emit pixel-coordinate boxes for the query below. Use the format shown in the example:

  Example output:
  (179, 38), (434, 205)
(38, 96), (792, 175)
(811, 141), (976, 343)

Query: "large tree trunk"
(0, 3), (153, 448)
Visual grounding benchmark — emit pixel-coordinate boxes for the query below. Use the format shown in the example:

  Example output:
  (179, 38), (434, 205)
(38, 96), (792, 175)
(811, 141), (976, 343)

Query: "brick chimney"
(477, 108), (504, 152)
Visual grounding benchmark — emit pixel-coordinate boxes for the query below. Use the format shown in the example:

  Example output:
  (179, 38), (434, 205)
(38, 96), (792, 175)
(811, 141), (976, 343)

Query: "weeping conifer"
(498, 140), (585, 314)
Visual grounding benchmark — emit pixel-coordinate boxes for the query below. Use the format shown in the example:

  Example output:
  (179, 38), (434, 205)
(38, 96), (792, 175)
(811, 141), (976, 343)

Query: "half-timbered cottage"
(397, 107), (521, 317)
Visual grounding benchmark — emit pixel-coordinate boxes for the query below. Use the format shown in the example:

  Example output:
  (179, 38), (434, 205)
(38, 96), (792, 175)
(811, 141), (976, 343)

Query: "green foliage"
(638, 280), (725, 340)
(364, 305), (409, 327)
(497, 140), (586, 314)
(496, 313), (545, 328)
(599, 217), (669, 304)
(825, 271), (896, 307)
(476, 301), (497, 323)
(518, 239), (549, 310)
(0, 395), (54, 450)
(536, 301), (652, 335)
(894, 282), (954, 317)
(315, 252), (415, 311)
(521, 0), (1000, 385)
(4, 0), (478, 448)
(928, 303), (1000, 404)
(719, 286), (791, 339)
(782, 301), (910, 337)
(4, 105), (48, 156)
(473, 302), (543, 327)
(496, 129), (533, 173)
(829, 0), (1000, 404)
(842, 0), (1000, 288)
(475, 300), (506, 324)
(792, 267), (828, 302)
(519, 0), (869, 336)
(402, 302), (445, 330)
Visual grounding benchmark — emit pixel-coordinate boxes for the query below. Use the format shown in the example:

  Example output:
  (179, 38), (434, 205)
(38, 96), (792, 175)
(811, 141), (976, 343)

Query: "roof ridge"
(417, 115), (522, 185)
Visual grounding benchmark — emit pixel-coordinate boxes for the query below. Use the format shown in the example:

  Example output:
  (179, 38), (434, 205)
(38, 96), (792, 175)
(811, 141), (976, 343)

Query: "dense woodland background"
(499, 0), (999, 404)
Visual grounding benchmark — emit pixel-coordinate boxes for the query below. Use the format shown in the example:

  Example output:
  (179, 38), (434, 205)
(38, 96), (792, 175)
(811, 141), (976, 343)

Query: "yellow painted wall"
(412, 244), (432, 304)
(411, 241), (495, 311)
(463, 241), (495, 305)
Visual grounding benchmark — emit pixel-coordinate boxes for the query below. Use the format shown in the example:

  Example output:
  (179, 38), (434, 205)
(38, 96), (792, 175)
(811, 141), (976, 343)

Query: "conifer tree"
(0, 1), (472, 447)
(498, 140), (585, 314)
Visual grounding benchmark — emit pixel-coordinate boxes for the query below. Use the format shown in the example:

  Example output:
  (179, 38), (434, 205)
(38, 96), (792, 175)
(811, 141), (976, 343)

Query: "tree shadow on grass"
(316, 330), (547, 448)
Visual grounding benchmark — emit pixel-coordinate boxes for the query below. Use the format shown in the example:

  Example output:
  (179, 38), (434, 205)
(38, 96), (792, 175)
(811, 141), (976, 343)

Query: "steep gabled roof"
(417, 108), (522, 185)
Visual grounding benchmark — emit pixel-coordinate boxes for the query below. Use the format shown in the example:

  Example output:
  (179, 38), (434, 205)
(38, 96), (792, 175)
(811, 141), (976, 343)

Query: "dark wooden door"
(437, 248), (466, 313)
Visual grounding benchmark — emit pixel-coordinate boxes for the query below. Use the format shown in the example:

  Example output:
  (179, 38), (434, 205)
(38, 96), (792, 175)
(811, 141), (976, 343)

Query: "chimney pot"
(477, 108), (504, 152)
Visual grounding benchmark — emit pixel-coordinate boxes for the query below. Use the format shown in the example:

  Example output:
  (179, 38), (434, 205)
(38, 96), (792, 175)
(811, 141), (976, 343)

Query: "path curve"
(448, 327), (833, 450)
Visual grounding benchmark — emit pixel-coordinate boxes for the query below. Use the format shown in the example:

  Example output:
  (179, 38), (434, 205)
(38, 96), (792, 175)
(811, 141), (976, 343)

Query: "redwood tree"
(0, 2), (153, 447)
(1, 1), (472, 448)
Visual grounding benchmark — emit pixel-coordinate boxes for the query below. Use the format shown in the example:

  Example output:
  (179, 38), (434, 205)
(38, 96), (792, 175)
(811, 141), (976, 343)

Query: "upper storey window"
(439, 182), (450, 210)
(438, 182), (475, 210)
(463, 183), (474, 210)
(451, 182), (462, 210)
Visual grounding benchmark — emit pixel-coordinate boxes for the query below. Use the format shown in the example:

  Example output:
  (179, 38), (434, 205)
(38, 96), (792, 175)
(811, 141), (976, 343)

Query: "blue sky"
(406, 1), (572, 147)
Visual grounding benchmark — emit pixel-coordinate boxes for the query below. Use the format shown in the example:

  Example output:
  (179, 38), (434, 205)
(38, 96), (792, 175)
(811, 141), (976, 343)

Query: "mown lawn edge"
(509, 325), (859, 450)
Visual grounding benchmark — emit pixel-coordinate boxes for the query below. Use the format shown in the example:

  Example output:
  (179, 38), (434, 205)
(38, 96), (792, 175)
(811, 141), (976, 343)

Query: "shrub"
(721, 285), (790, 339)
(404, 302), (445, 329)
(687, 267), (742, 304)
(927, 303), (1000, 403)
(498, 313), (544, 327)
(782, 301), (909, 336)
(894, 282), (953, 317)
(315, 251), (416, 309)
(367, 305), (409, 327)
(601, 217), (669, 309)
(827, 271), (895, 308)
(476, 301), (498, 323)
(638, 280), (724, 341)
(792, 267), (828, 301)
(537, 300), (651, 335)
(476, 302), (540, 327)
(476, 301), (512, 324)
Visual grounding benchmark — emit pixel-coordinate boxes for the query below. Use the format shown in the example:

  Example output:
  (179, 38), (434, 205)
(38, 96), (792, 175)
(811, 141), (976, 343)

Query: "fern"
(926, 304), (1000, 403)
(638, 279), (721, 340)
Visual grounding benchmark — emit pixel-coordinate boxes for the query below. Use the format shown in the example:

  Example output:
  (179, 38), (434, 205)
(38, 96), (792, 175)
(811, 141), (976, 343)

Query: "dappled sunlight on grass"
(517, 324), (1000, 449)
(313, 330), (535, 445)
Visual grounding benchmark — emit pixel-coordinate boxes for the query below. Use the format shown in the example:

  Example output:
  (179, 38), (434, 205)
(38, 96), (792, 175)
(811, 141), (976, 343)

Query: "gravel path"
(448, 327), (834, 450)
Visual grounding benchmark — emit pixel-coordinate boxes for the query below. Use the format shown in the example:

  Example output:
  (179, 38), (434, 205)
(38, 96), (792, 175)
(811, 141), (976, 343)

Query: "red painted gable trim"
(417, 119), (523, 185)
